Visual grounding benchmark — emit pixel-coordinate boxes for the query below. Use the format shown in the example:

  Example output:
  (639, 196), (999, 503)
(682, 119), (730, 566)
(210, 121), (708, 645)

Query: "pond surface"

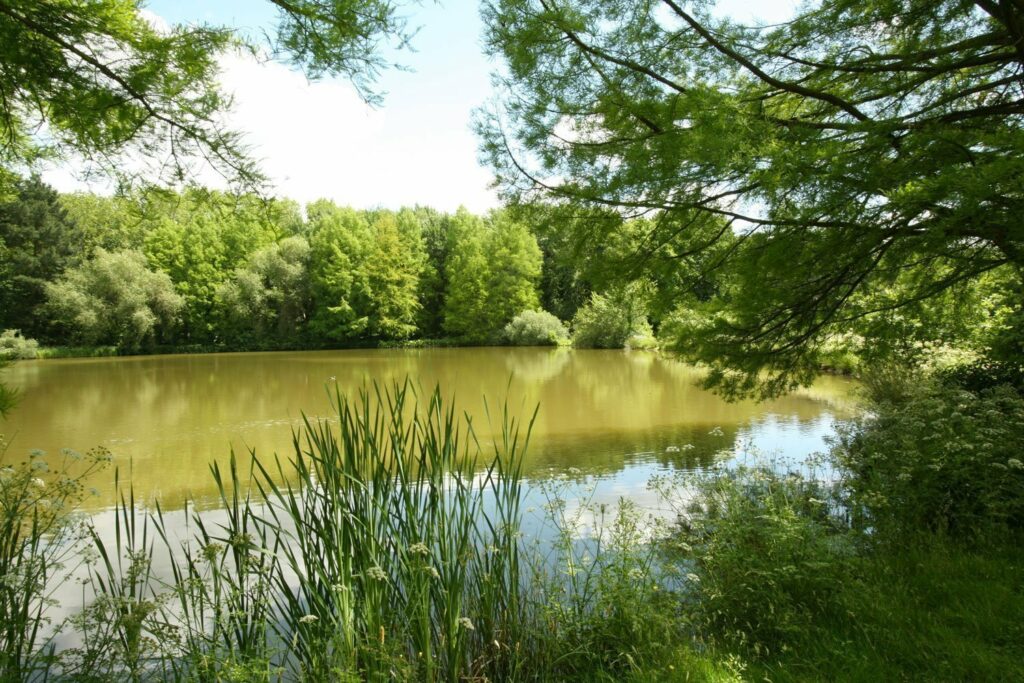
(1, 348), (855, 510)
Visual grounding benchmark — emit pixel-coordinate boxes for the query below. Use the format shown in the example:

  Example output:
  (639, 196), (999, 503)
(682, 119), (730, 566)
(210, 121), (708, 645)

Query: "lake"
(1, 347), (855, 511)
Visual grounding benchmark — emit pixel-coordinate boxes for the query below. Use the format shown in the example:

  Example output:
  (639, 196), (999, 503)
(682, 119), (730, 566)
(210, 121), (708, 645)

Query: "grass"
(743, 538), (1024, 681)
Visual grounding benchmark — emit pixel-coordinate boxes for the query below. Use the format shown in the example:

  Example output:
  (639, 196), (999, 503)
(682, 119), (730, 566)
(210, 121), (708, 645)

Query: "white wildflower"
(408, 542), (430, 557)
(299, 614), (319, 624)
(366, 566), (387, 582)
(1008, 458), (1023, 471)
(457, 617), (475, 631)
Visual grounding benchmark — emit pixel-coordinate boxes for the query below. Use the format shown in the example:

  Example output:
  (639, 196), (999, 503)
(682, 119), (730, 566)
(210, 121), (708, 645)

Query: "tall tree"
(362, 212), (423, 339)
(443, 208), (492, 341)
(483, 212), (542, 332)
(307, 200), (374, 341)
(0, 176), (80, 339)
(142, 190), (279, 342)
(415, 207), (457, 337)
(481, 0), (1024, 396)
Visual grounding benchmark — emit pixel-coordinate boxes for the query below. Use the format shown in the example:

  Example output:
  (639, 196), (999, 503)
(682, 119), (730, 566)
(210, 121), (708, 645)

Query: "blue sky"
(47, 0), (800, 211)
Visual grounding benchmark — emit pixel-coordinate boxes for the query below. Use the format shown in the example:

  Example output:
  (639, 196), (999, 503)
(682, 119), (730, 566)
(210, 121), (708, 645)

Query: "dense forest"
(0, 177), (657, 352)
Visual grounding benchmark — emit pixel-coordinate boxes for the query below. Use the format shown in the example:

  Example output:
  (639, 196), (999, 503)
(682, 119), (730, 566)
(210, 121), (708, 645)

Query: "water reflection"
(1, 348), (855, 508)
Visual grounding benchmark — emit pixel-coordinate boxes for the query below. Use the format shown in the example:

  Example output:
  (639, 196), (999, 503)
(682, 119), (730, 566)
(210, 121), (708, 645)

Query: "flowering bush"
(669, 467), (856, 655)
(834, 379), (1024, 540)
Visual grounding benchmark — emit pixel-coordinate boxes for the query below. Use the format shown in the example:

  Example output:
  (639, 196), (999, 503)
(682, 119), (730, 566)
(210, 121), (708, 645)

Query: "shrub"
(669, 467), (856, 656)
(833, 379), (1024, 540)
(502, 309), (569, 346)
(571, 285), (652, 349)
(0, 329), (38, 359)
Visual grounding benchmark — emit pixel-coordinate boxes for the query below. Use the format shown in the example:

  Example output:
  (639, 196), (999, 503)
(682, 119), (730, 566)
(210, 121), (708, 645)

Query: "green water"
(1, 347), (854, 508)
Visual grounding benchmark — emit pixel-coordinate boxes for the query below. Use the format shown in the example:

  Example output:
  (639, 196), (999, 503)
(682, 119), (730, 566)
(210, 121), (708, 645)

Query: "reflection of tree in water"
(501, 347), (572, 384)
(2, 349), (853, 509)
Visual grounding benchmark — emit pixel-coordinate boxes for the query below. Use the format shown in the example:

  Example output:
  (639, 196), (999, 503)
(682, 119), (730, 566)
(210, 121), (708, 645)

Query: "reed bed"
(15, 382), (534, 681)
(2, 382), (695, 682)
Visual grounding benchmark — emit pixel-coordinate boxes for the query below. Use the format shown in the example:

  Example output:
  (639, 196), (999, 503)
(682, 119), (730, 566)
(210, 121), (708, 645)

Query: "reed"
(73, 381), (534, 681)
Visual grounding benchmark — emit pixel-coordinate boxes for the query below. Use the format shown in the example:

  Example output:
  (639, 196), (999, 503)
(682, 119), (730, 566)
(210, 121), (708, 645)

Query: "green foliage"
(0, 442), (110, 680)
(443, 209), (492, 341)
(0, 360), (16, 416)
(484, 212), (543, 332)
(58, 193), (145, 253)
(142, 191), (280, 343)
(44, 249), (184, 348)
(361, 212), (424, 339)
(662, 467), (855, 657)
(571, 284), (652, 349)
(834, 378), (1024, 540)
(0, 176), (80, 339)
(0, 329), (38, 360)
(0, 0), (413, 190)
(414, 208), (456, 338)
(481, 0), (1024, 396)
(503, 309), (568, 346)
(216, 235), (312, 345)
(443, 209), (543, 342)
(307, 201), (374, 341)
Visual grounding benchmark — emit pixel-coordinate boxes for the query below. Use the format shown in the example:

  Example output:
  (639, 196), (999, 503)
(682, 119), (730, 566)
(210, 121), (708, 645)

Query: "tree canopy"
(0, 0), (412, 192)
(481, 0), (1024, 396)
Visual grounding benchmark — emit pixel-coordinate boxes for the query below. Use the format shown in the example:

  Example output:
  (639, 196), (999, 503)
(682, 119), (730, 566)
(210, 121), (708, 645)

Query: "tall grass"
(71, 382), (536, 681)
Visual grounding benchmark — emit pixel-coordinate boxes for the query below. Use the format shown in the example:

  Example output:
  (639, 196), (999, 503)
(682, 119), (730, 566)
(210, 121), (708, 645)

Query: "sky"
(43, 0), (801, 213)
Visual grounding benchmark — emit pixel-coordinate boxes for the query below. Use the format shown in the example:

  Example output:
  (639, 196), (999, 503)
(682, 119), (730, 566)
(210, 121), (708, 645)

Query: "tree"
(443, 209), (492, 341)
(142, 190), (279, 342)
(415, 207), (456, 337)
(0, 0), (414, 191)
(307, 200), (374, 341)
(571, 283), (653, 350)
(44, 248), (183, 347)
(483, 212), (543, 332)
(0, 176), (80, 339)
(361, 212), (423, 339)
(59, 192), (143, 253)
(481, 0), (1024, 396)
(216, 235), (312, 345)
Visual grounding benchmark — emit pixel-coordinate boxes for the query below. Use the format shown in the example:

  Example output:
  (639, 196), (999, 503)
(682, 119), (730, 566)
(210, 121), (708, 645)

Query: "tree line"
(0, 176), (663, 352)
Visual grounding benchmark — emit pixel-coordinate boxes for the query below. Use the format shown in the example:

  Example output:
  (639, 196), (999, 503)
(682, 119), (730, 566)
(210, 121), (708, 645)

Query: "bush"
(935, 358), (1024, 393)
(834, 379), (1024, 540)
(0, 329), (38, 359)
(670, 468), (855, 656)
(502, 309), (569, 346)
(571, 285), (652, 349)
